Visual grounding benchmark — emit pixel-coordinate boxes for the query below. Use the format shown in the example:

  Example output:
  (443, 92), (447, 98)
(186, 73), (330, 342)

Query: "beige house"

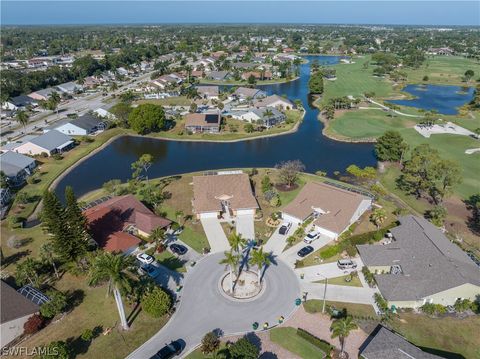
(192, 171), (259, 220)
(281, 181), (372, 239)
(357, 215), (480, 309)
(13, 130), (74, 157)
(1, 281), (40, 348)
(253, 94), (294, 111)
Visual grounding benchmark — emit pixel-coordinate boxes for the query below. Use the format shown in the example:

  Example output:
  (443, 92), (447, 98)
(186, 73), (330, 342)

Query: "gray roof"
(207, 71), (229, 80)
(360, 326), (442, 359)
(29, 130), (73, 151)
(30, 87), (56, 98)
(9, 95), (36, 107)
(1, 281), (39, 324)
(56, 81), (81, 93)
(357, 216), (480, 301)
(234, 87), (266, 98)
(251, 107), (285, 119)
(253, 94), (294, 108)
(68, 113), (105, 131)
(1, 135), (37, 151)
(0, 151), (36, 177)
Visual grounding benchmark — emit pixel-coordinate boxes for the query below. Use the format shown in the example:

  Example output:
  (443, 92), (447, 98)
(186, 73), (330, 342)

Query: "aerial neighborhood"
(0, 6), (479, 359)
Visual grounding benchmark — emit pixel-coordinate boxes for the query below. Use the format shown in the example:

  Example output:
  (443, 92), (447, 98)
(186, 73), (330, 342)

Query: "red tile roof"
(84, 195), (171, 253)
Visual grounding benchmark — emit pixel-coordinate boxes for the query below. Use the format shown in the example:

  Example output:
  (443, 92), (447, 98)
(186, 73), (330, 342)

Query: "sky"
(1, 1), (479, 26)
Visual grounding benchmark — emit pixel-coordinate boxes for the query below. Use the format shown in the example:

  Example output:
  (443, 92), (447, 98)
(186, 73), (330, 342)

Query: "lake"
(56, 56), (378, 198)
(387, 84), (474, 115)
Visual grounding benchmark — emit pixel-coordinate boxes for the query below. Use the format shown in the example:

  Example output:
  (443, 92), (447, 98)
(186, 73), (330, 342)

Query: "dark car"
(279, 222), (292, 235)
(150, 340), (183, 359)
(170, 243), (188, 255)
(297, 246), (314, 257)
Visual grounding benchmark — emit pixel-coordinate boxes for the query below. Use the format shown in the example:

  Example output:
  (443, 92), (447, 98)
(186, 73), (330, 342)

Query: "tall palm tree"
(88, 252), (134, 330)
(370, 208), (387, 230)
(330, 316), (358, 358)
(219, 251), (240, 294)
(15, 110), (29, 132)
(48, 91), (61, 118)
(228, 232), (246, 255)
(248, 247), (271, 283)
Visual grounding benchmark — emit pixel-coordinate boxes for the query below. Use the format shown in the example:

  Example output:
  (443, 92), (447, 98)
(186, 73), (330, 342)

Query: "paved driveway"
(264, 223), (299, 256)
(200, 218), (230, 253)
(280, 234), (334, 267)
(165, 235), (203, 264)
(301, 282), (377, 305)
(294, 258), (363, 281)
(127, 253), (301, 358)
(236, 214), (255, 240)
(152, 264), (184, 294)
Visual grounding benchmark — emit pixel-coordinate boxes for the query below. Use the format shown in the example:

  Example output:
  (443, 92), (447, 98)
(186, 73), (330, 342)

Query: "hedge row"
(296, 328), (333, 354)
(319, 223), (397, 259)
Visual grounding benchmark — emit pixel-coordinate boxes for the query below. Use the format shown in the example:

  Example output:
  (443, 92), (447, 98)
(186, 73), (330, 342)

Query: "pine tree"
(63, 186), (89, 262)
(41, 190), (64, 236)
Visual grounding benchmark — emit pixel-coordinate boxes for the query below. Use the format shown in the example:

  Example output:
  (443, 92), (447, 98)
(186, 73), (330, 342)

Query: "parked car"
(279, 222), (292, 235)
(297, 246), (314, 257)
(170, 243), (188, 255)
(136, 253), (154, 265)
(303, 230), (320, 244)
(150, 340), (183, 359)
(337, 259), (357, 270)
(138, 264), (161, 278)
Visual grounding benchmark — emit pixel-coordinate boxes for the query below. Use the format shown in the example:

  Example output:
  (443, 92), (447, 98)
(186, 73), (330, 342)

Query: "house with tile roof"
(281, 181), (372, 239)
(84, 195), (171, 254)
(184, 112), (221, 134)
(192, 172), (259, 220)
(357, 215), (480, 309)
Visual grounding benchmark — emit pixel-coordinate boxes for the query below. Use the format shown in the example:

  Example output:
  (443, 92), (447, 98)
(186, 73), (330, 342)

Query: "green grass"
(9, 128), (124, 220)
(16, 273), (169, 359)
(321, 55), (394, 104)
(136, 96), (191, 106)
(269, 327), (325, 359)
(392, 312), (480, 359)
(154, 109), (304, 142)
(403, 56), (480, 86)
(303, 300), (377, 318)
(155, 250), (187, 272)
(185, 344), (229, 359)
(316, 274), (363, 287)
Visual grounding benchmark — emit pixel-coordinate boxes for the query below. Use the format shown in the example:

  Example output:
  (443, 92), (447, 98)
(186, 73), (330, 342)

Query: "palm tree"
(48, 91), (61, 118)
(330, 316), (358, 358)
(228, 232), (246, 255)
(150, 227), (166, 250)
(248, 247), (271, 283)
(15, 110), (29, 132)
(40, 242), (59, 279)
(88, 252), (134, 330)
(219, 251), (240, 294)
(370, 208), (387, 230)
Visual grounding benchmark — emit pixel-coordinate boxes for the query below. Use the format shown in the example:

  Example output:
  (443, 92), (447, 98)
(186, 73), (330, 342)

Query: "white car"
(303, 230), (320, 244)
(136, 253), (154, 265)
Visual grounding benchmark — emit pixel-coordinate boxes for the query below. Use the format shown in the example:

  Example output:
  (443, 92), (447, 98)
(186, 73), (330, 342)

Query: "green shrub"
(141, 287), (171, 318)
(40, 291), (67, 319)
(296, 328), (333, 354)
(453, 299), (472, 312)
(81, 328), (94, 341)
(421, 303), (447, 316)
(345, 244), (357, 257)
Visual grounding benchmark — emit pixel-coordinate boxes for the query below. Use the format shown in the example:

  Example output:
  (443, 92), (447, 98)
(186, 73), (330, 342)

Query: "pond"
(387, 84), (474, 115)
(56, 56), (377, 199)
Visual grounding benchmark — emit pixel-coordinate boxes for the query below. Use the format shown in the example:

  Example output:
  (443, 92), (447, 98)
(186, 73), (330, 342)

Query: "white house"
(282, 181), (372, 239)
(253, 94), (294, 111)
(46, 113), (109, 136)
(14, 130), (74, 156)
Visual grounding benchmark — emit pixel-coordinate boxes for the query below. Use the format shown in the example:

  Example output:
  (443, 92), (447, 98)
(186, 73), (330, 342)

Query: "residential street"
(127, 252), (301, 358)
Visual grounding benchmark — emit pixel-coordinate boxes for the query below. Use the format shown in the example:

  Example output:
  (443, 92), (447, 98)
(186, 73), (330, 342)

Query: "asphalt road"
(127, 252), (301, 359)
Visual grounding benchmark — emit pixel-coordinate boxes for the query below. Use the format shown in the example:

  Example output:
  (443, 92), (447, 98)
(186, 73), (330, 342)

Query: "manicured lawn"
(16, 273), (169, 359)
(392, 312), (480, 359)
(8, 128), (124, 220)
(321, 56), (394, 104)
(154, 109), (304, 142)
(155, 250), (187, 272)
(315, 274), (363, 287)
(403, 56), (480, 86)
(269, 327), (325, 359)
(303, 300), (377, 318)
(136, 96), (191, 106)
(185, 344), (229, 359)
